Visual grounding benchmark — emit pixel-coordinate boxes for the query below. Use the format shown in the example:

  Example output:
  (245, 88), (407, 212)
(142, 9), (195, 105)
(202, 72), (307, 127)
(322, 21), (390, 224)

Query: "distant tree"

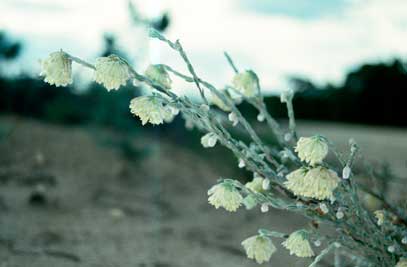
(100, 33), (129, 60)
(128, 0), (170, 32)
(0, 31), (22, 61)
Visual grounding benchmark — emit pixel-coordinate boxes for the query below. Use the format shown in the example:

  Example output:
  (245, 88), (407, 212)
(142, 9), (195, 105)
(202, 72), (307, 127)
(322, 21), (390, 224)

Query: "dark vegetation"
(0, 28), (406, 133)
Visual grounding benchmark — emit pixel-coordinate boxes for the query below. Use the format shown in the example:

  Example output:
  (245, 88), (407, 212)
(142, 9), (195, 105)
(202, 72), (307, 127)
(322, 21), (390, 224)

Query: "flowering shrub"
(40, 29), (407, 266)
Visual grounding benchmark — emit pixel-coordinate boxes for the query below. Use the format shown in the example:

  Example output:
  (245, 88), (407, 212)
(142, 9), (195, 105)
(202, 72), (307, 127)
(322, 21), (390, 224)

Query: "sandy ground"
(0, 116), (406, 267)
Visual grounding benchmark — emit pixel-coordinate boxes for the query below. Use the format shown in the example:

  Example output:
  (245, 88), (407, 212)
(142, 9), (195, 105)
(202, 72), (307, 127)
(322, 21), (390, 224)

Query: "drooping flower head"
(396, 258), (407, 267)
(201, 132), (218, 148)
(284, 167), (308, 195)
(285, 167), (339, 200)
(94, 55), (130, 91)
(208, 182), (243, 212)
(242, 235), (276, 264)
(144, 64), (172, 89)
(40, 50), (72, 87)
(245, 177), (265, 193)
(282, 230), (314, 258)
(232, 70), (259, 98)
(129, 96), (172, 125)
(295, 136), (329, 166)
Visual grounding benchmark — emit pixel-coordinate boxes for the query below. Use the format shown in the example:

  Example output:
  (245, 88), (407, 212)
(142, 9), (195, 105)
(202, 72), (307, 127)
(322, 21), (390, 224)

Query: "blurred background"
(0, 0), (406, 266)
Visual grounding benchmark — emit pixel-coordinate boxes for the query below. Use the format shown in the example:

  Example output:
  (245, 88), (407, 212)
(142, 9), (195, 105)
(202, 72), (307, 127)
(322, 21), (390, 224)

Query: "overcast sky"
(1, 0), (407, 94)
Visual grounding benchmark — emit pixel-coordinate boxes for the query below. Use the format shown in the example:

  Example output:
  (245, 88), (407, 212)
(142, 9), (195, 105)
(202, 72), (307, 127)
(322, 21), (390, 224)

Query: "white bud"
(336, 211), (344, 219)
(261, 204), (269, 213)
(257, 113), (265, 122)
(228, 112), (239, 126)
(402, 237), (407, 244)
(387, 245), (395, 253)
(253, 172), (261, 179)
(319, 203), (329, 214)
(296, 202), (304, 208)
(238, 158), (245, 168)
(279, 150), (289, 160)
(284, 133), (292, 142)
(201, 133), (218, 148)
(262, 179), (270, 190)
(200, 104), (210, 112)
(314, 240), (321, 247)
(342, 166), (351, 179)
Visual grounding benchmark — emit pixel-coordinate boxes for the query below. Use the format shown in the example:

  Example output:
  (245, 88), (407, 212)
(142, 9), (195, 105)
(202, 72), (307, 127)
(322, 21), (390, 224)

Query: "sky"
(1, 0), (407, 94)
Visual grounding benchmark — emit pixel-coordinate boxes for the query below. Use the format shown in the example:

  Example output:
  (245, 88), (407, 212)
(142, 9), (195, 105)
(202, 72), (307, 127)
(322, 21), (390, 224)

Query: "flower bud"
(144, 64), (172, 89)
(228, 112), (239, 126)
(201, 132), (218, 148)
(238, 158), (245, 168)
(232, 70), (259, 98)
(342, 166), (351, 179)
(260, 203), (269, 213)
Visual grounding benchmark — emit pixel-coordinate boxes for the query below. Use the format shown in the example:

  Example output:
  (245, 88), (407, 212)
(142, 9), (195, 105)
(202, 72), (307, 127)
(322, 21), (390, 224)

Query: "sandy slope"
(0, 116), (405, 267)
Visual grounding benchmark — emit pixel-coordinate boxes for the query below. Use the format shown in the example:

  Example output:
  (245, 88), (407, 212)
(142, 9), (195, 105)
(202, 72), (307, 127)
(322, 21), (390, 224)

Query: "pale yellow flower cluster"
(208, 183), (242, 212)
(396, 258), (407, 267)
(94, 55), (130, 91)
(284, 167), (339, 200)
(40, 51), (73, 87)
(144, 64), (172, 89)
(295, 136), (328, 166)
(232, 70), (259, 98)
(129, 96), (173, 125)
(241, 235), (276, 264)
(282, 230), (315, 258)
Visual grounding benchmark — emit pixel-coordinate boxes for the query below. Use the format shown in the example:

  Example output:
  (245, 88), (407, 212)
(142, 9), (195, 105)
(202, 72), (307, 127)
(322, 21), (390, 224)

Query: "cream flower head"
(144, 64), (172, 89)
(129, 96), (172, 125)
(284, 167), (308, 195)
(396, 258), (407, 267)
(40, 50), (72, 87)
(295, 136), (329, 166)
(242, 235), (276, 264)
(232, 70), (259, 98)
(282, 230), (314, 258)
(245, 177), (265, 193)
(285, 167), (339, 200)
(94, 55), (130, 91)
(208, 182), (243, 212)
